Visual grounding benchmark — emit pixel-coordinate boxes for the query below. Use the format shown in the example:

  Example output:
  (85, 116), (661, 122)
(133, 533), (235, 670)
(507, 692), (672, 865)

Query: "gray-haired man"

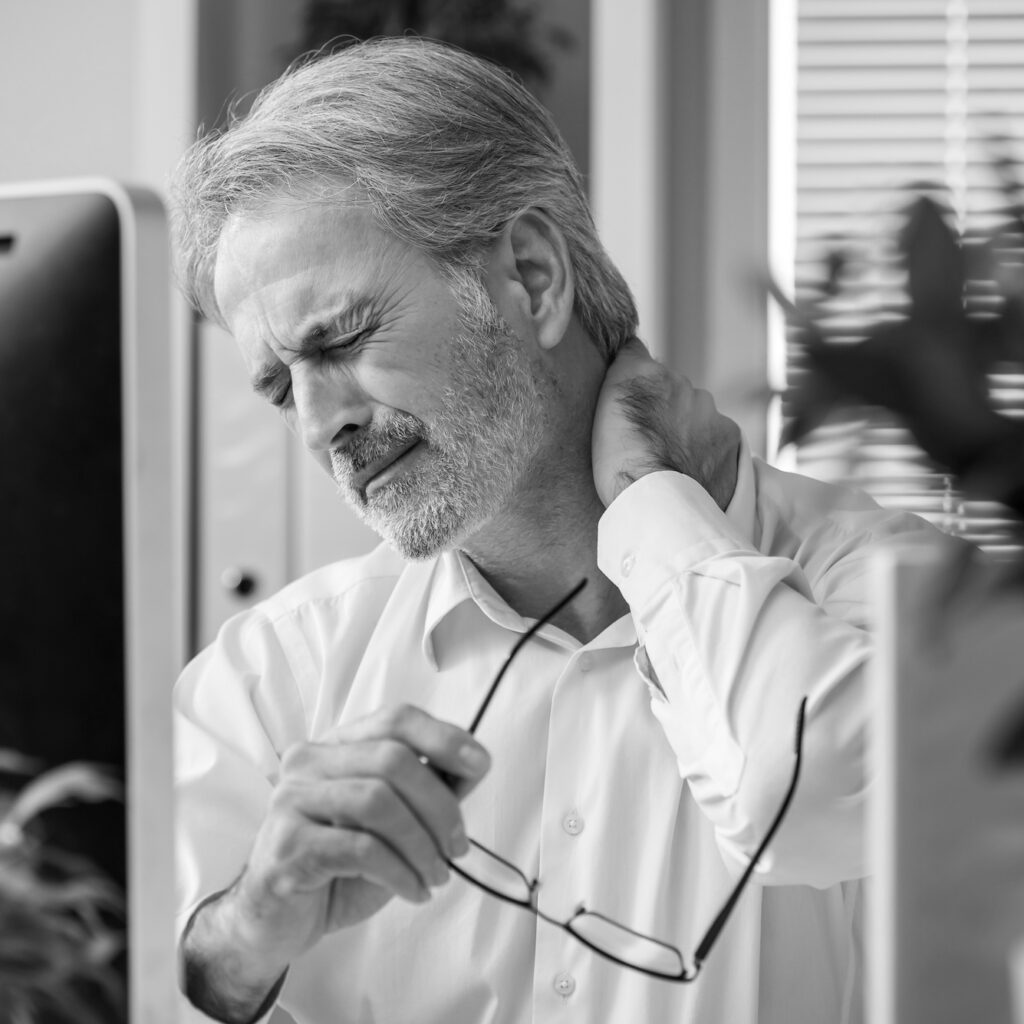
(173, 36), (930, 1024)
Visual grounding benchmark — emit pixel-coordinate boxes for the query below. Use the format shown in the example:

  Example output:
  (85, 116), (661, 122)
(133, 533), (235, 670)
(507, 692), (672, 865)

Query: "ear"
(486, 209), (575, 351)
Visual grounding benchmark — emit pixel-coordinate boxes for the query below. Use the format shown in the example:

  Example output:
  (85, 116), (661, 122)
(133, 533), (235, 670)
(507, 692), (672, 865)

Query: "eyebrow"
(248, 295), (377, 400)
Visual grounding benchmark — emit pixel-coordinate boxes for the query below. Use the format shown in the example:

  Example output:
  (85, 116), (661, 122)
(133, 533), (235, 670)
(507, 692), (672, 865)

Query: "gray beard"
(330, 305), (551, 561)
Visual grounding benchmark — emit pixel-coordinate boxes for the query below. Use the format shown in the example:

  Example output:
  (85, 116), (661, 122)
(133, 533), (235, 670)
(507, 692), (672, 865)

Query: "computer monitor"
(0, 179), (182, 1023)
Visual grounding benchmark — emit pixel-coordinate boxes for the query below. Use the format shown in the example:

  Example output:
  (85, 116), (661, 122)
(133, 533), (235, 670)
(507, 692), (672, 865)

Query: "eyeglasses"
(447, 578), (808, 982)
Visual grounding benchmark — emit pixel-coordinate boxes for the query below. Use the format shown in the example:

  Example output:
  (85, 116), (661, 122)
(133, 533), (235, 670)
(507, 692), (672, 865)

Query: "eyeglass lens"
(569, 913), (686, 976)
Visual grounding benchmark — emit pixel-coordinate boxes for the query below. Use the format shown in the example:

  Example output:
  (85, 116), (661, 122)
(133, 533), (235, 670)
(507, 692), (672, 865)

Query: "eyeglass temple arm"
(466, 578), (588, 736)
(693, 697), (808, 967)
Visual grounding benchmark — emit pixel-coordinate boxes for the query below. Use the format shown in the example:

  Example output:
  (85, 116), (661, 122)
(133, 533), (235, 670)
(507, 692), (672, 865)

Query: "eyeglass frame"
(444, 578), (809, 982)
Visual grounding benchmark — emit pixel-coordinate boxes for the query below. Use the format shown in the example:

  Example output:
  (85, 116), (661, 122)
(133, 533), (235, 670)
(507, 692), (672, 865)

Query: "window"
(776, 0), (1024, 556)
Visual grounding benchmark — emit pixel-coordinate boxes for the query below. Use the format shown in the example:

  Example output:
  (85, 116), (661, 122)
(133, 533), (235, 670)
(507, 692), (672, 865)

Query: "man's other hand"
(591, 337), (741, 509)
(182, 705), (490, 1018)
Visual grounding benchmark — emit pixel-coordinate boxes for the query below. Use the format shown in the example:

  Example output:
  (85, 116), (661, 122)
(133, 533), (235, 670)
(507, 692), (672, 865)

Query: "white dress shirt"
(175, 445), (935, 1024)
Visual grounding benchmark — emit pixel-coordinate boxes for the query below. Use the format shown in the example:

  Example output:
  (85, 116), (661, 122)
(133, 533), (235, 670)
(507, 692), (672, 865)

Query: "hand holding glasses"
(447, 579), (809, 982)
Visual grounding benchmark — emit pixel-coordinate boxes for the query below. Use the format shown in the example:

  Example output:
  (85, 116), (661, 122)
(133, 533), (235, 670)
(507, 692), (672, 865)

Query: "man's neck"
(459, 473), (629, 645)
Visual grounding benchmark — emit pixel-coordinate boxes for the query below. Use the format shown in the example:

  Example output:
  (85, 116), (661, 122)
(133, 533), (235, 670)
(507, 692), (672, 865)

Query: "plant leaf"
(0, 750), (44, 775)
(3, 763), (123, 830)
(899, 196), (966, 327)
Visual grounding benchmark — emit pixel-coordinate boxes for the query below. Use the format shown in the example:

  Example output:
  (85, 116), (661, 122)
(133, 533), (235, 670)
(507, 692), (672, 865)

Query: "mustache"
(331, 413), (424, 480)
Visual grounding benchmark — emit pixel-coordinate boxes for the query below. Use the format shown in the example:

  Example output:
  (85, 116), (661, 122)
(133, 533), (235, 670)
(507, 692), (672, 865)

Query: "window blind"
(780, 0), (1024, 557)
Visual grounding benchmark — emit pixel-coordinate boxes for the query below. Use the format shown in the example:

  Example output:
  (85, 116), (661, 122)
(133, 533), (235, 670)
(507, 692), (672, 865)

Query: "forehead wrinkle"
(218, 201), (449, 399)
(217, 199), (429, 326)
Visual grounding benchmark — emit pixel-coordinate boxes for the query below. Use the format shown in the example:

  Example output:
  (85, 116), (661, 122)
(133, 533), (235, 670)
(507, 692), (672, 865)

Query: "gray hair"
(169, 36), (637, 360)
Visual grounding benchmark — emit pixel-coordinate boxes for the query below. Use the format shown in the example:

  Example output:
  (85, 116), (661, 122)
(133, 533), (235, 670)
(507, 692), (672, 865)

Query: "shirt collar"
(421, 550), (540, 669)
(421, 549), (638, 669)
(421, 552), (470, 670)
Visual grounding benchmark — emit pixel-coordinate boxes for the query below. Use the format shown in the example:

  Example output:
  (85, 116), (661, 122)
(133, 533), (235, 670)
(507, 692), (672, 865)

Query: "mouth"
(352, 439), (422, 496)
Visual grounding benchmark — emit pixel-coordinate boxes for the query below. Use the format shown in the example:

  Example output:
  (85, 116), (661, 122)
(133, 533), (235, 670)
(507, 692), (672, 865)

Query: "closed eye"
(324, 325), (374, 353)
(272, 387), (291, 409)
(251, 363), (292, 408)
(257, 323), (376, 409)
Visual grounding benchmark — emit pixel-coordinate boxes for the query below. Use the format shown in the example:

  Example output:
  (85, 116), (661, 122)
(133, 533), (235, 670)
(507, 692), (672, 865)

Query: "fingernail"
(429, 861), (450, 886)
(459, 743), (490, 774)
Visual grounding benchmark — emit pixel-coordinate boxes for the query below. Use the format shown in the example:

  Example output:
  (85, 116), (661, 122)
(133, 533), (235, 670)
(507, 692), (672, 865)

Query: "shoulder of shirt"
(233, 542), (413, 633)
(748, 456), (945, 620)
(750, 454), (940, 546)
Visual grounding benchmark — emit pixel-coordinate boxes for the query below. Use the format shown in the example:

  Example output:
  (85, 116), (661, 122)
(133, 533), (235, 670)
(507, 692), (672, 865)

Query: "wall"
(591, 0), (774, 455)
(0, 1), (196, 194)
(0, 2), (134, 182)
(0, 0), (197, 661)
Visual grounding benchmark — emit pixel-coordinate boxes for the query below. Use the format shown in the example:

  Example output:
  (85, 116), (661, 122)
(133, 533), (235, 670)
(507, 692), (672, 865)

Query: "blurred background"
(4, 3), (1024, 1022)
(5, 0), (1022, 655)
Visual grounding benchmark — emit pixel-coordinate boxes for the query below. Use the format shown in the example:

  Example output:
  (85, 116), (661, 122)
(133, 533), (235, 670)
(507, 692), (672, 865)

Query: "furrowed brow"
(295, 295), (376, 352)
(247, 295), (378, 400)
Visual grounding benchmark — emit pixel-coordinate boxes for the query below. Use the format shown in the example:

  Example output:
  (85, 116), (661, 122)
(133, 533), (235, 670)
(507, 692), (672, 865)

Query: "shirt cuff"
(597, 470), (752, 617)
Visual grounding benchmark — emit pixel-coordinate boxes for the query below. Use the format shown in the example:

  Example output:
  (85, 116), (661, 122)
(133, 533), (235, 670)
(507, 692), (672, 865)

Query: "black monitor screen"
(0, 191), (127, 1022)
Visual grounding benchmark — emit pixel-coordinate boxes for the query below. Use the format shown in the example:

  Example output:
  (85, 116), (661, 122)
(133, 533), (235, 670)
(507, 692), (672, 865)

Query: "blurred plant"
(297, 0), (574, 88)
(770, 149), (1024, 520)
(0, 751), (125, 1024)
(768, 154), (1024, 768)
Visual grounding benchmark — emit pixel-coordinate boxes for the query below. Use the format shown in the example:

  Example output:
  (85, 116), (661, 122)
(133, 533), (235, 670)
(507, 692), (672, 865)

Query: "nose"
(290, 363), (372, 453)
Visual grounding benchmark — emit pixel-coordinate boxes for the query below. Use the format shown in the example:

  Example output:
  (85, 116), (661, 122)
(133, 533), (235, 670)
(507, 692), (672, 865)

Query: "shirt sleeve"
(597, 469), (877, 889)
(173, 611), (309, 1022)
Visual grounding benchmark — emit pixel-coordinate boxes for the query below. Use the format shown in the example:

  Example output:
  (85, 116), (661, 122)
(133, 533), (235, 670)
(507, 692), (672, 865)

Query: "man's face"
(213, 200), (554, 559)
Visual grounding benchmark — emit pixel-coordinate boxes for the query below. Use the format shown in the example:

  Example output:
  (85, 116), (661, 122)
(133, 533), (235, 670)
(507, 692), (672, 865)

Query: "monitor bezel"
(0, 177), (184, 1023)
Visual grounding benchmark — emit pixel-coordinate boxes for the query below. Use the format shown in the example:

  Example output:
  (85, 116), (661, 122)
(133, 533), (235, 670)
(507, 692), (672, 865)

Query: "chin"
(349, 469), (507, 561)
(382, 508), (493, 562)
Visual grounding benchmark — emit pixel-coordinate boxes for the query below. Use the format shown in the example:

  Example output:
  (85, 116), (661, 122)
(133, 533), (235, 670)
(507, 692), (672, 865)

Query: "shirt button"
(621, 552), (636, 578)
(578, 653), (592, 673)
(563, 809), (584, 836)
(553, 971), (576, 997)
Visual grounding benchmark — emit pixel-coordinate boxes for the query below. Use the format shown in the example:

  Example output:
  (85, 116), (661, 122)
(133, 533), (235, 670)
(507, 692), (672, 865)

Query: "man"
(171, 37), (932, 1024)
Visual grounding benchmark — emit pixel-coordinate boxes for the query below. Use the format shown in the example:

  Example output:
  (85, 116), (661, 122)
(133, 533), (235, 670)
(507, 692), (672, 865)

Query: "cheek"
(358, 364), (447, 420)
(280, 407), (337, 476)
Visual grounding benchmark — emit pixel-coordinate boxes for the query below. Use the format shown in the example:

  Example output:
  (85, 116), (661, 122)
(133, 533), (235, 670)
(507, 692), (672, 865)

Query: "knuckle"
(384, 702), (420, 732)
(280, 843), (321, 890)
(268, 772), (314, 815)
(349, 776), (395, 821)
(272, 828), (303, 865)
(268, 778), (299, 812)
(694, 386), (714, 410)
(280, 740), (314, 775)
(253, 811), (304, 870)
(374, 739), (414, 779)
(350, 830), (380, 864)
